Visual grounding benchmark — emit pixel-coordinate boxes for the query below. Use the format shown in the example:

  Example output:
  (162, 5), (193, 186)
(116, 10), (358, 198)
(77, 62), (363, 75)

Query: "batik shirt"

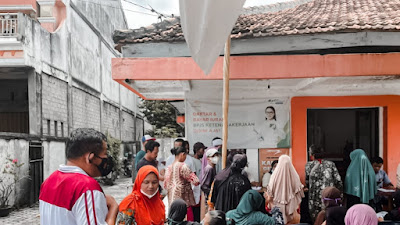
(164, 162), (199, 207)
(305, 160), (343, 221)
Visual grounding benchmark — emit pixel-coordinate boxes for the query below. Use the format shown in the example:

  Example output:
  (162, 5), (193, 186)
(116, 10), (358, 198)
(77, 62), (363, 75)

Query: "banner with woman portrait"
(186, 98), (290, 149)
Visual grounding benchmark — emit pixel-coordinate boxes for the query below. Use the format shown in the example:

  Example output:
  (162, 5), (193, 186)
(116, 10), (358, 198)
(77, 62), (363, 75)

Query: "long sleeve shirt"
(200, 164), (216, 199)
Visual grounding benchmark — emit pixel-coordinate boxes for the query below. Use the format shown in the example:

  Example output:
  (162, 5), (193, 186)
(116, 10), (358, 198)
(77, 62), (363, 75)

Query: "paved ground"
(0, 177), (133, 225)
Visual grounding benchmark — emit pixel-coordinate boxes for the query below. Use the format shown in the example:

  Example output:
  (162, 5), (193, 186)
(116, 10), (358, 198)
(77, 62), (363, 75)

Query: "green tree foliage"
(99, 133), (121, 185)
(106, 132), (122, 174)
(139, 100), (184, 137)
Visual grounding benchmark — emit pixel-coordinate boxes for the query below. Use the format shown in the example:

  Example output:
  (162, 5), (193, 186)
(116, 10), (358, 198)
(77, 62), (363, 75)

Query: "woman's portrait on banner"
(254, 104), (290, 148)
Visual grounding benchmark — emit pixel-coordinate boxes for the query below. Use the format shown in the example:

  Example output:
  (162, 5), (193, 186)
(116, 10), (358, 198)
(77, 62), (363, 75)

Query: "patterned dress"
(164, 162), (200, 207)
(305, 160), (343, 221)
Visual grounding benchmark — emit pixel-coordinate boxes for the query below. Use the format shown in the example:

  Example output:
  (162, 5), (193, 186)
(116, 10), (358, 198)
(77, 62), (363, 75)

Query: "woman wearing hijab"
(117, 165), (165, 225)
(314, 187), (346, 225)
(167, 199), (201, 225)
(164, 146), (200, 221)
(344, 149), (376, 209)
(306, 145), (343, 222)
(266, 155), (304, 224)
(226, 189), (284, 225)
(345, 204), (378, 225)
(262, 160), (278, 189)
(325, 206), (347, 225)
(208, 154), (251, 212)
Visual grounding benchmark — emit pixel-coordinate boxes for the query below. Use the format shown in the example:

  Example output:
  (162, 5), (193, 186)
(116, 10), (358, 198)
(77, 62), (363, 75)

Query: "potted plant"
(0, 156), (24, 217)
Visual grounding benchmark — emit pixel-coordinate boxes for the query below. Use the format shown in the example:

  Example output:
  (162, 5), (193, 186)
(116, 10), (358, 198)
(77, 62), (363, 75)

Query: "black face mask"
(92, 154), (114, 176)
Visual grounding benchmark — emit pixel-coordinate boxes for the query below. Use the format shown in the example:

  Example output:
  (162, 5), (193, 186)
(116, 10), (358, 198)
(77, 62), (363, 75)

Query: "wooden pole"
(222, 36), (231, 169)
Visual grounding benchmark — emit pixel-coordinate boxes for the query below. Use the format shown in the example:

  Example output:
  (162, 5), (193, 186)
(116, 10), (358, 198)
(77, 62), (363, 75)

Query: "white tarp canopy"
(179, 0), (246, 74)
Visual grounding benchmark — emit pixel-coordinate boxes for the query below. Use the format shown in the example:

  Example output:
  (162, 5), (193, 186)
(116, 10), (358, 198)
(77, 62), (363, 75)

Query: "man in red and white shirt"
(39, 128), (118, 225)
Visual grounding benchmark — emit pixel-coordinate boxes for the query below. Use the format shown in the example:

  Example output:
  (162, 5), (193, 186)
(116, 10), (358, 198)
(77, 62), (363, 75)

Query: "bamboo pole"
(222, 36), (231, 169)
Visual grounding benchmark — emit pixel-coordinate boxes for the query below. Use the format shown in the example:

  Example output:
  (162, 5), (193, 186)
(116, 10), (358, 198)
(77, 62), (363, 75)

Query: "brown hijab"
(314, 187), (342, 225)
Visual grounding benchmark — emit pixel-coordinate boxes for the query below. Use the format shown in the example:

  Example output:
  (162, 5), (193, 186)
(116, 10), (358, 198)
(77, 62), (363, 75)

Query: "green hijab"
(226, 190), (275, 225)
(344, 149), (377, 203)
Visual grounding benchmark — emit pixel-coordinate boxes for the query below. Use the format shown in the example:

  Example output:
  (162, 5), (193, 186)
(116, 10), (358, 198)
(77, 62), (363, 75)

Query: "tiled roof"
(241, 0), (313, 15)
(113, 0), (400, 47)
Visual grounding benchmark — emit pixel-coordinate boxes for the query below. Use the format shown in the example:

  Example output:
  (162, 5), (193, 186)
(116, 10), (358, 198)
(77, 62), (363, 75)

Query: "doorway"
(307, 107), (380, 179)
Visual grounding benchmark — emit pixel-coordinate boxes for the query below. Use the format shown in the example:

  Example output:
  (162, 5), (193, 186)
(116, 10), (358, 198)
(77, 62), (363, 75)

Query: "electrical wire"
(122, 0), (173, 19)
(78, 0), (160, 17)
(122, 0), (152, 11)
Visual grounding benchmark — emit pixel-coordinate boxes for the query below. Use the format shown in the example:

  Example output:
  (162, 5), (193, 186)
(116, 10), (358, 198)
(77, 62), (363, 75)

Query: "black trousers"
(192, 205), (200, 222)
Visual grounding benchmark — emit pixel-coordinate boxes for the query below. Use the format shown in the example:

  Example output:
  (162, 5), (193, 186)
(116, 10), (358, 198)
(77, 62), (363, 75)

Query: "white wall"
(43, 141), (66, 179)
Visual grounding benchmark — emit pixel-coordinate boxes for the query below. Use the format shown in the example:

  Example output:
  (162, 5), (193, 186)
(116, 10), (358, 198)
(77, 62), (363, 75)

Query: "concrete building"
(0, 0), (143, 206)
(113, 0), (400, 185)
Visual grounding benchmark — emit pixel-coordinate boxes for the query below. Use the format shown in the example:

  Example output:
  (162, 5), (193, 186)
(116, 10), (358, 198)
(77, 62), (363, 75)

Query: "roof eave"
(118, 31), (400, 58)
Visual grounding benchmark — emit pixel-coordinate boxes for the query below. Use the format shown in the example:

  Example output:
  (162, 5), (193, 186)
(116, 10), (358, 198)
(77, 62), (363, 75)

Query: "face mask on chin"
(91, 154), (114, 176)
(141, 187), (159, 199)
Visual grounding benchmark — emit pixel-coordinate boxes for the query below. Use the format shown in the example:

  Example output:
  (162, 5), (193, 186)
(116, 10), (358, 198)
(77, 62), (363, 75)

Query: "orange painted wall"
(0, 0), (37, 11)
(291, 95), (400, 185)
(112, 53), (400, 81)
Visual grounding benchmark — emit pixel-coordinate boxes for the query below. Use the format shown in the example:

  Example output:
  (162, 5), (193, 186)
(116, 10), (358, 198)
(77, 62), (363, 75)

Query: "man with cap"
(133, 134), (155, 181)
(201, 137), (223, 179)
(200, 148), (220, 201)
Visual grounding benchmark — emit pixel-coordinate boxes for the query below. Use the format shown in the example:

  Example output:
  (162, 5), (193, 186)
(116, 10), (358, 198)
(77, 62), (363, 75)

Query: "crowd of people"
(39, 128), (400, 225)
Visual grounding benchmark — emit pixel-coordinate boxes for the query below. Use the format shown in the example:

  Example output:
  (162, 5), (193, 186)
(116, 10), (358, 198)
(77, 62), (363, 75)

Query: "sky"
(122, 0), (292, 29)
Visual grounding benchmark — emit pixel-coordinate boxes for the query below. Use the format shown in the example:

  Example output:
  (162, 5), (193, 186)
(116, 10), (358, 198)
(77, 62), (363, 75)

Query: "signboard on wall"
(186, 98), (290, 149)
(258, 148), (290, 182)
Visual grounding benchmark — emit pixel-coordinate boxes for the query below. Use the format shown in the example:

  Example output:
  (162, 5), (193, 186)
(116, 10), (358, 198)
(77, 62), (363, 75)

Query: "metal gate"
(29, 141), (43, 205)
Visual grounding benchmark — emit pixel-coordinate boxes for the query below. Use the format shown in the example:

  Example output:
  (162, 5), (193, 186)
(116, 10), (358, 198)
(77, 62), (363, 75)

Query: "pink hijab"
(345, 204), (378, 225)
(267, 155), (304, 223)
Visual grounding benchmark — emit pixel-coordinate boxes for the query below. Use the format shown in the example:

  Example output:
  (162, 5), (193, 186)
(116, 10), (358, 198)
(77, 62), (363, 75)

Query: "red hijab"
(119, 165), (165, 225)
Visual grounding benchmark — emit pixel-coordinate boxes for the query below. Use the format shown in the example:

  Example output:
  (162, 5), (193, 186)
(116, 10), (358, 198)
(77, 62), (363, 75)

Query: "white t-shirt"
(262, 172), (272, 188)
(166, 154), (196, 172)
